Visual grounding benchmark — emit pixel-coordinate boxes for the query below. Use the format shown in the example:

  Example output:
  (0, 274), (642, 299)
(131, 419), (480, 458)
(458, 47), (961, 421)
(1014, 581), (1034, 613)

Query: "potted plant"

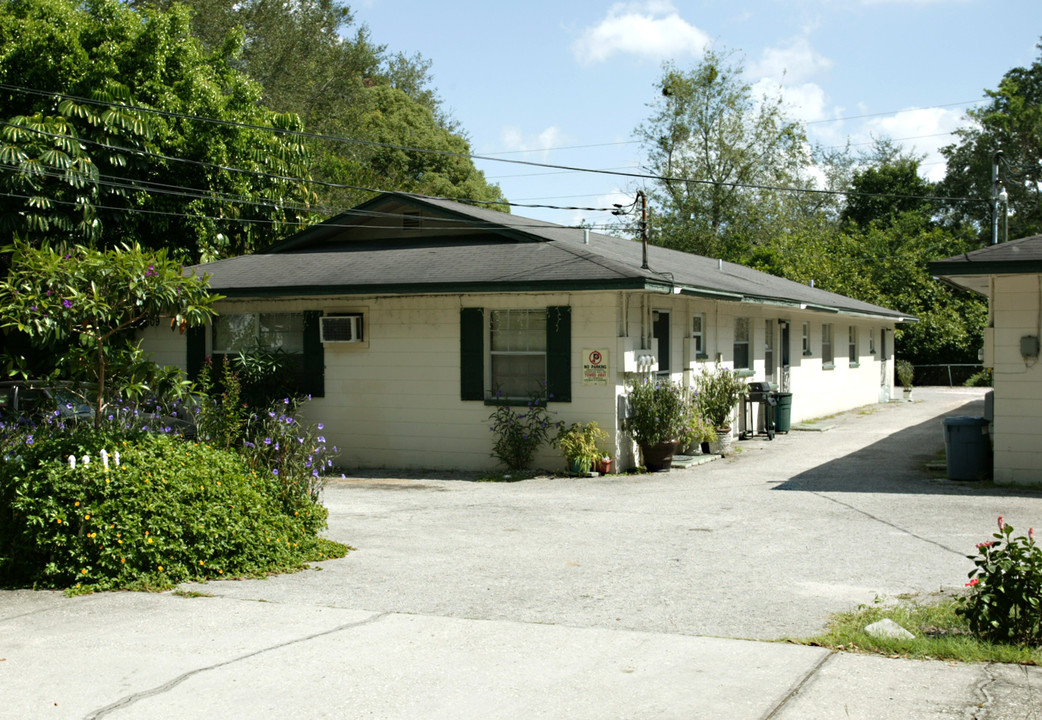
(680, 412), (716, 455)
(695, 365), (748, 456)
(622, 377), (691, 471)
(594, 454), (614, 474)
(896, 359), (914, 401)
(553, 421), (608, 475)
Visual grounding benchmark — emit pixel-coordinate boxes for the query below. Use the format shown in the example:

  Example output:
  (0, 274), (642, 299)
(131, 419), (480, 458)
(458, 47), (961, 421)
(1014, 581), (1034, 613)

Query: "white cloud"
(749, 37), (831, 85)
(753, 78), (831, 124)
(497, 125), (569, 159)
(860, 106), (972, 181)
(572, 1), (711, 65)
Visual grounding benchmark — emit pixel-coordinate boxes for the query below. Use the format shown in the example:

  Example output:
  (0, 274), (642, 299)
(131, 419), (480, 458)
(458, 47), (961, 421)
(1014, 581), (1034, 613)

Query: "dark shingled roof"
(928, 234), (1042, 295)
(929, 234), (1042, 276)
(195, 192), (913, 321)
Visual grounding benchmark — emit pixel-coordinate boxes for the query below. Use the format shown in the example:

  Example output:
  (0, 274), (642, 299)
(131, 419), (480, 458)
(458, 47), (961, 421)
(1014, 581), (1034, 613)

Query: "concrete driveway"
(184, 386), (1032, 640)
(6, 386), (1042, 719)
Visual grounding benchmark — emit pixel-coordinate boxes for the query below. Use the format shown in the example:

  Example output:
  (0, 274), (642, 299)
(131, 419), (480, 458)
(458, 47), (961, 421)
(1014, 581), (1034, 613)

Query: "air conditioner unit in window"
(320, 314), (363, 343)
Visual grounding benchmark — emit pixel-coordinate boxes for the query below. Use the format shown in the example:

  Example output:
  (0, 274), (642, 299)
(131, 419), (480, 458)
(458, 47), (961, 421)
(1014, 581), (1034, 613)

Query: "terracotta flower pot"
(640, 439), (679, 472)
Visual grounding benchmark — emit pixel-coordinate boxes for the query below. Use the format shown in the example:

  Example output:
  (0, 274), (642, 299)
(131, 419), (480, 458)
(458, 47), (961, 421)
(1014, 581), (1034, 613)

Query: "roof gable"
(198, 192), (912, 321)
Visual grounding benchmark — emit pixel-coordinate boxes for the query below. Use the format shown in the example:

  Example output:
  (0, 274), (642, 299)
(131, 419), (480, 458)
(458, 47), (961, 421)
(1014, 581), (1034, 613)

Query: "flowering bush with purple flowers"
(488, 389), (561, 472)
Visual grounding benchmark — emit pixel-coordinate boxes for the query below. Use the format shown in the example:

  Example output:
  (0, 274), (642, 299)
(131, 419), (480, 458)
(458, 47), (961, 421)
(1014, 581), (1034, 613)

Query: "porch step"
(671, 453), (722, 468)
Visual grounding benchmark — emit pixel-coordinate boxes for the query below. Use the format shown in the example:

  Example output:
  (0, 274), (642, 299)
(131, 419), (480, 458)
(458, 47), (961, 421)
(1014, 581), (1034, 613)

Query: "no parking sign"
(582, 348), (608, 385)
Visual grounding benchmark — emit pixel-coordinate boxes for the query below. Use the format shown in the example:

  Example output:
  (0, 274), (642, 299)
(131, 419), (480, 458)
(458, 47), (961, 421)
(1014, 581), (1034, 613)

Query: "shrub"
(239, 397), (336, 509)
(957, 516), (1042, 646)
(695, 365), (748, 430)
(896, 359), (915, 388)
(0, 428), (344, 592)
(488, 391), (560, 471)
(965, 368), (993, 387)
(623, 377), (691, 446)
(552, 421), (608, 473)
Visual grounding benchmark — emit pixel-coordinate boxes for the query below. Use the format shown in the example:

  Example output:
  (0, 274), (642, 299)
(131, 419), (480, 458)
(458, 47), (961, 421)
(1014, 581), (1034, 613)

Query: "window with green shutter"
(459, 306), (571, 403)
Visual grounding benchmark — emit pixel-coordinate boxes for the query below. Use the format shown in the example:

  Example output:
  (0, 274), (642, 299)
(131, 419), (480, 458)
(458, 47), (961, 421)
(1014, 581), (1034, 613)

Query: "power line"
(0, 83), (978, 210)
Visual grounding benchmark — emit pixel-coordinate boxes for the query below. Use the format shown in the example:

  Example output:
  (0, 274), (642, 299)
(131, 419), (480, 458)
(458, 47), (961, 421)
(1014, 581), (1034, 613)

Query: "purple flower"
(317, 424), (324, 430)
(264, 438), (272, 445)
(273, 469), (279, 476)
(62, 299), (73, 308)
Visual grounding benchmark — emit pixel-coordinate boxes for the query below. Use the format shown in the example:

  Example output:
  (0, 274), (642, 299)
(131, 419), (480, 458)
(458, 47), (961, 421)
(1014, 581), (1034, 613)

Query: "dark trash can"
(942, 417), (991, 481)
(774, 392), (793, 433)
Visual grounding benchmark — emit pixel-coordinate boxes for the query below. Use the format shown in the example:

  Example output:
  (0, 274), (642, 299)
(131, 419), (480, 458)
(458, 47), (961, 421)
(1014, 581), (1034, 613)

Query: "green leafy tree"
(636, 51), (811, 261)
(0, 0), (318, 262)
(136, 0), (505, 210)
(939, 39), (1042, 243)
(841, 149), (936, 230)
(0, 242), (221, 422)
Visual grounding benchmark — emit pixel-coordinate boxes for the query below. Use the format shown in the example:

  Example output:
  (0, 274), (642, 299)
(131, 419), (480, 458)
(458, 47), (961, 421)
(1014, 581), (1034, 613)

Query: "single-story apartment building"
(930, 235), (1042, 486)
(141, 192), (914, 471)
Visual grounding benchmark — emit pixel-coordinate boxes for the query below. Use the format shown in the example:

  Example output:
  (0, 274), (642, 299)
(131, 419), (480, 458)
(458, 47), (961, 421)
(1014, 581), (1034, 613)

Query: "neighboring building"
(930, 235), (1042, 486)
(141, 192), (913, 471)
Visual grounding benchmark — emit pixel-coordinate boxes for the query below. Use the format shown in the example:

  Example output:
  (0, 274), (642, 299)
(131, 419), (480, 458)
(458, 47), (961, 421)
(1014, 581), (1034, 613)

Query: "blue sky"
(353, 1), (1041, 227)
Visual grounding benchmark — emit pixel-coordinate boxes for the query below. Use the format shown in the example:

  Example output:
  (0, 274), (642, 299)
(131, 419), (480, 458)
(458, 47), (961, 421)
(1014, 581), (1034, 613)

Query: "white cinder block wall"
(990, 275), (1042, 486)
(139, 290), (897, 472)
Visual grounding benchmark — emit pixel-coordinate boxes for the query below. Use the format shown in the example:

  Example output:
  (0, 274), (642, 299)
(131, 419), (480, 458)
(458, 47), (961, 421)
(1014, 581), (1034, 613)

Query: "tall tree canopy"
(0, 0), (319, 262)
(634, 53), (990, 367)
(134, 0), (505, 211)
(939, 39), (1042, 243)
(636, 51), (811, 261)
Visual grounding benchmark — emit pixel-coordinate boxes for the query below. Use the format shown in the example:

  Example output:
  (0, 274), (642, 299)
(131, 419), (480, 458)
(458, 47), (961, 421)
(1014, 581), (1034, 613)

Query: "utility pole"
(638, 190), (649, 270)
(992, 151), (1008, 245)
(614, 191), (650, 270)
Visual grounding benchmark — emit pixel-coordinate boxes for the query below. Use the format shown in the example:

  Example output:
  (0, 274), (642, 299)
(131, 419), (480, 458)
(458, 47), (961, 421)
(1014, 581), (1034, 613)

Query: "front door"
(780, 321), (791, 392)
(653, 310), (670, 376)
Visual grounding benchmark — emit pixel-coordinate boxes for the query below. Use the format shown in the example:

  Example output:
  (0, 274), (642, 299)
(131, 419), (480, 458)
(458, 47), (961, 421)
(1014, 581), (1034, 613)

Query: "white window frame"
(848, 325), (858, 365)
(802, 322), (811, 356)
(213, 312), (305, 355)
(692, 313), (706, 359)
(734, 316), (751, 370)
(869, 328), (876, 355)
(822, 323), (834, 367)
(489, 309), (547, 400)
(764, 319), (775, 379)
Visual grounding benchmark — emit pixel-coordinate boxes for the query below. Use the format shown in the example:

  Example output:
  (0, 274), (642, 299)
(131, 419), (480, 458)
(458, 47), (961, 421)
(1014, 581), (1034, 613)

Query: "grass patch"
(793, 594), (1042, 665)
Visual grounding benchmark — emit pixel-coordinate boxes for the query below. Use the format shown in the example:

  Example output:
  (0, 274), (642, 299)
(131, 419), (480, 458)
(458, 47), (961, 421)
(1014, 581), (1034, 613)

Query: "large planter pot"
(640, 439), (679, 472)
(709, 428), (734, 456)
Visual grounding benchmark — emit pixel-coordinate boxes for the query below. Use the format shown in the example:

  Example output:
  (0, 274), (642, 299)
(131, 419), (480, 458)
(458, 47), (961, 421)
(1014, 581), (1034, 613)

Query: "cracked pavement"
(4, 387), (1042, 718)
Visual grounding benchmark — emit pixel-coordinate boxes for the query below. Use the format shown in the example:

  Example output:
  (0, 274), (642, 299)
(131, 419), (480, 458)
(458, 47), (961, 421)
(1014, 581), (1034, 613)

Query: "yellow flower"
(199, 560), (205, 566)
(147, 538), (153, 544)
(158, 565), (163, 571)
(84, 514), (90, 520)
(56, 518), (62, 524)
(80, 568), (87, 574)
(75, 501), (80, 507)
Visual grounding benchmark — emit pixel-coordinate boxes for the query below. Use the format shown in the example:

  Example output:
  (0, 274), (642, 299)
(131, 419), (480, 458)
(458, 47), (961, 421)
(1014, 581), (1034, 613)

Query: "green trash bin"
(943, 417), (991, 480)
(774, 392), (793, 433)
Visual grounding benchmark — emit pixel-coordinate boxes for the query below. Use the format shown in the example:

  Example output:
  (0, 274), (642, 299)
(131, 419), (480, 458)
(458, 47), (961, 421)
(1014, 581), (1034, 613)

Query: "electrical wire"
(0, 83), (979, 207)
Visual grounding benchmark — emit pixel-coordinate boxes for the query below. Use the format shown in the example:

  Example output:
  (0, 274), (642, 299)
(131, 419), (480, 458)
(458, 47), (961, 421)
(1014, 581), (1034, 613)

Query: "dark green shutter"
(546, 306), (571, 402)
(186, 325), (206, 381)
(301, 310), (325, 398)
(460, 307), (484, 401)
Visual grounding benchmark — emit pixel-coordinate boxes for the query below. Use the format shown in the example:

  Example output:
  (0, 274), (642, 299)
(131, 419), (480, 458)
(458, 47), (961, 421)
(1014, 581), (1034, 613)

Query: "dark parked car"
(0, 381), (94, 424)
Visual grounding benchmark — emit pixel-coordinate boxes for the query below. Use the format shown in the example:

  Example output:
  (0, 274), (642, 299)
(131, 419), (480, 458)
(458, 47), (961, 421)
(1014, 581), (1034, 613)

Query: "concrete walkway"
(4, 387), (1042, 718)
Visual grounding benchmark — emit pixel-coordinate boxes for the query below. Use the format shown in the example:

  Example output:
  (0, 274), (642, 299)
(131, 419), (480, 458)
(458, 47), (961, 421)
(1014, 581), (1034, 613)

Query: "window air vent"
(320, 314), (363, 343)
(402, 212), (422, 231)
